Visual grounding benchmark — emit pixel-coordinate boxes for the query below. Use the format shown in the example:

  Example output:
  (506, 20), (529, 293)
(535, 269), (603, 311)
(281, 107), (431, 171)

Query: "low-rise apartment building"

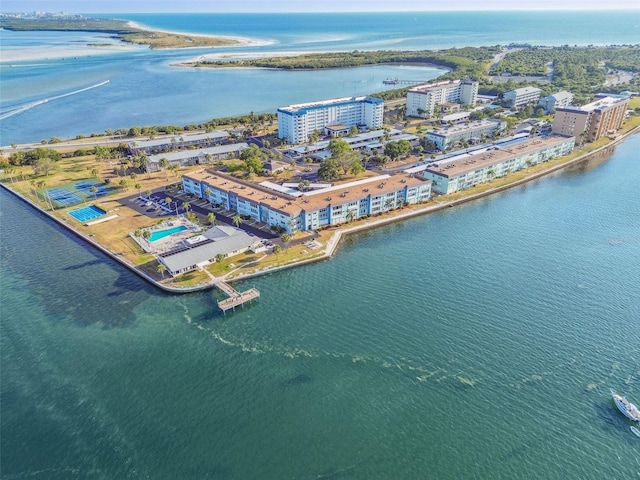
(128, 131), (230, 155)
(538, 91), (574, 113)
(182, 171), (431, 233)
(421, 135), (575, 194)
(425, 119), (506, 151)
(503, 87), (542, 108)
(147, 143), (249, 171)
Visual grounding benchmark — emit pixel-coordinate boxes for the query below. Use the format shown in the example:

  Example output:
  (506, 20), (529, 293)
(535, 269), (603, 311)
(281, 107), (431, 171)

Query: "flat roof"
(424, 136), (573, 179)
(278, 95), (382, 114)
(557, 96), (628, 113)
(408, 79), (467, 93)
(130, 131), (229, 149)
(428, 119), (502, 137)
(185, 170), (430, 216)
(148, 143), (248, 163)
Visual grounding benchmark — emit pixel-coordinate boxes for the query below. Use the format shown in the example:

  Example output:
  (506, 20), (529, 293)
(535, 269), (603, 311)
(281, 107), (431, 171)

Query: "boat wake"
(0, 80), (109, 121)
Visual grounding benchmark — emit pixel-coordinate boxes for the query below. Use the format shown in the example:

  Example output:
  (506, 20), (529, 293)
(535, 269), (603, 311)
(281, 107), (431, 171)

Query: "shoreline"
(2, 127), (637, 296)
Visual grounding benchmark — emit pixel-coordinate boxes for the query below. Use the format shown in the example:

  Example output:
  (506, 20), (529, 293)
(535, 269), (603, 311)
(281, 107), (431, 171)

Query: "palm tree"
(181, 201), (190, 215)
(157, 263), (166, 278)
(142, 229), (151, 243)
(232, 215), (242, 227)
(207, 212), (216, 226)
(159, 158), (169, 180)
(487, 169), (496, 184)
(203, 187), (212, 202)
(215, 253), (225, 264)
(384, 199), (393, 212)
(89, 186), (98, 200)
(281, 233), (291, 249)
(346, 209), (356, 224)
(272, 244), (282, 260)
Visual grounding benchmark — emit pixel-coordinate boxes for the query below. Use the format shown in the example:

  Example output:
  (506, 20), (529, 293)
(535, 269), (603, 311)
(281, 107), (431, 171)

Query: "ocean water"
(2, 135), (639, 479)
(1, 11), (640, 479)
(2, 10), (640, 144)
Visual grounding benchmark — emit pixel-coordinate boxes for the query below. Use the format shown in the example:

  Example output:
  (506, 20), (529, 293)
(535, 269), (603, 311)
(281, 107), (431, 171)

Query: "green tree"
(34, 156), (56, 176)
(159, 157), (169, 180)
(215, 253), (225, 263)
(89, 186), (98, 200)
(157, 263), (167, 278)
(272, 244), (282, 260)
(281, 233), (291, 249)
(318, 157), (342, 181)
(232, 215), (242, 227)
(207, 212), (216, 226)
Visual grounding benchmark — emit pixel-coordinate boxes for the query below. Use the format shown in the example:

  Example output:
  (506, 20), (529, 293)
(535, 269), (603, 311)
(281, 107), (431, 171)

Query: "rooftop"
(424, 136), (573, 178)
(557, 96), (629, 113)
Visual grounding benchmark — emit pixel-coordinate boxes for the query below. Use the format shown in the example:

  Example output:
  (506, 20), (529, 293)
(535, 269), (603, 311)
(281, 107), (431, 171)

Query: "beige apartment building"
(551, 96), (629, 144)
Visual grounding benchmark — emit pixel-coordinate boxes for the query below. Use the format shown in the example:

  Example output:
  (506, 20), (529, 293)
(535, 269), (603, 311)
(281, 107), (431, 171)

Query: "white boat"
(611, 389), (640, 422)
(631, 426), (640, 438)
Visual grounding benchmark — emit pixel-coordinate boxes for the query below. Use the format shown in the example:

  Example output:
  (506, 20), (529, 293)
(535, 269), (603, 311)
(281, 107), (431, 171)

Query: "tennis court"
(68, 205), (108, 223)
(46, 188), (83, 206)
(74, 180), (110, 197)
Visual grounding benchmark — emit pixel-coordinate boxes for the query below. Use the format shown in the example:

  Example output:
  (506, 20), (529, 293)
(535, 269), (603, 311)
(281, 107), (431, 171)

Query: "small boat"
(631, 426), (640, 438)
(611, 389), (640, 422)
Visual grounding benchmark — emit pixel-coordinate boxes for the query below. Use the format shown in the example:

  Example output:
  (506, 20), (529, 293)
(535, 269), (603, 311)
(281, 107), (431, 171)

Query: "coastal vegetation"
(181, 45), (640, 105)
(0, 16), (242, 49)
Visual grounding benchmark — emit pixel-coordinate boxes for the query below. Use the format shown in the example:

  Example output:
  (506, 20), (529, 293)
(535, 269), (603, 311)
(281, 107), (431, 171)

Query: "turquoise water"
(148, 225), (188, 242)
(1, 136), (639, 479)
(1, 11), (640, 479)
(68, 204), (107, 223)
(2, 10), (639, 144)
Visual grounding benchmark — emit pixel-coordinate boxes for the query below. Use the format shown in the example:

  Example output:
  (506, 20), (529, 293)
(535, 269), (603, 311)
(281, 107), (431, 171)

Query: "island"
(0, 14), (245, 49)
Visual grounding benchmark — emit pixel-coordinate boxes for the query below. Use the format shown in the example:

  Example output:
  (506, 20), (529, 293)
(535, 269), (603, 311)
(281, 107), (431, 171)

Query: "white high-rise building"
(406, 79), (479, 118)
(277, 96), (384, 144)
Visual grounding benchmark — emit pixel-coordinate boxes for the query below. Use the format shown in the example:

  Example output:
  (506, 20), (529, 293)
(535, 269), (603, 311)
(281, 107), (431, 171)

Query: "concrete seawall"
(2, 126), (638, 293)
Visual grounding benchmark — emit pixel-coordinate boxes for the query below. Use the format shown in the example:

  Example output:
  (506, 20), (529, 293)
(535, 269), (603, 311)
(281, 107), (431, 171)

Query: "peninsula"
(0, 15), (245, 49)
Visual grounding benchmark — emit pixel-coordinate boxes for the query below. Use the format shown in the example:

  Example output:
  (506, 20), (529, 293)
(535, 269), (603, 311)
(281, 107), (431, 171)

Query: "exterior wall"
(538, 91), (574, 113)
(423, 137), (575, 194)
(426, 120), (505, 150)
(552, 97), (629, 143)
(504, 88), (542, 108)
(182, 173), (431, 233)
(278, 96), (384, 144)
(406, 80), (479, 118)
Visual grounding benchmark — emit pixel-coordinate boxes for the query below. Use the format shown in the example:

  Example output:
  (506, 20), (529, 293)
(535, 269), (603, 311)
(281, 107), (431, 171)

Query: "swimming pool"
(68, 205), (107, 223)
(148, 225), (188, 242)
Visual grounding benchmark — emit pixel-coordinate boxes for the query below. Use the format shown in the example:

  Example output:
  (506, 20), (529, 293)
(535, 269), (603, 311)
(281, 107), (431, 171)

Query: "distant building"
(421, 135), (575, 194)
(146, 143), (249, 171)
(551, 96), (629, 144)
(128, 131), (229, 155)
(406, 79), (479, 118)
(538, 91), (574, 114)
(182, 170), (431, 233)
(503, 87), (542, 108)
(277, 96), (384, 144)
(425, 119), (506, 151)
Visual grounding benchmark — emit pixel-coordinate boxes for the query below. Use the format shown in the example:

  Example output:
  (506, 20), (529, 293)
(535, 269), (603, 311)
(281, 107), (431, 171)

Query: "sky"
(2, 0), (639, 13)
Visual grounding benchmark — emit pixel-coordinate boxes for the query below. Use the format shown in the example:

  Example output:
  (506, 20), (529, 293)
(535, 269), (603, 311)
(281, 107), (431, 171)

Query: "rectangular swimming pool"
(68, 205), (107, 223)
(149, 225), (188, 242)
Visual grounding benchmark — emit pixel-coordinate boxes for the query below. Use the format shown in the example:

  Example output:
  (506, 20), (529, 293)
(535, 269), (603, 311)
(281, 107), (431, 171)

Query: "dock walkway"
(215, 278), (260, 313)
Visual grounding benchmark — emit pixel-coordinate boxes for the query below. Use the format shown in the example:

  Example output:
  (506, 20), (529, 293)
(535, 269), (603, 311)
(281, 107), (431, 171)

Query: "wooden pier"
(215, 279), (260, 313)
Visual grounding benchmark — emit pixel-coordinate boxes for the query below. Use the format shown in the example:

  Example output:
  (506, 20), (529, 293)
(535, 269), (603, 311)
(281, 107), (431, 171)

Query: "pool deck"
(86, 214), (119, 226)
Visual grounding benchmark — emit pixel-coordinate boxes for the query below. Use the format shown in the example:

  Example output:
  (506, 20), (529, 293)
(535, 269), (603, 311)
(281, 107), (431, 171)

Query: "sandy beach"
(0, 43), (143, 63)
(125, 20), (264, 48)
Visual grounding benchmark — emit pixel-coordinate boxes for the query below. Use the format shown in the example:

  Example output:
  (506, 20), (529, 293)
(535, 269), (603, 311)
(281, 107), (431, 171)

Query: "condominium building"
(147, 143), (249, 171)
(551, 96), (629, 143)
(503, 87), (542, 108)
(182, 171), (431, 233)
(128, 131), (230, 155)
(406, 79), (479, 118)
(421, 135), (575, 194)
(425, 119), (506, 151)
(277, 96), (384, 144)
(538, 91), (574, 114)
